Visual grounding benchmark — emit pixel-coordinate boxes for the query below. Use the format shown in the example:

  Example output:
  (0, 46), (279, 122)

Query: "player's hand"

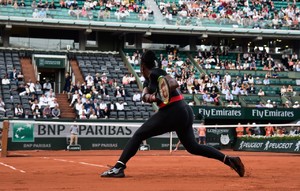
(149, 94), (157, 102)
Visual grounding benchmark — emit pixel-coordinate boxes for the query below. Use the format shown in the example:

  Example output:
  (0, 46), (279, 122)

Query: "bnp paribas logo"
(12, 123), (34, 142)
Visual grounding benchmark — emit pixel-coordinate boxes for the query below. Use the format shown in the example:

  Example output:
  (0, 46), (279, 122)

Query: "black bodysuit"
(118, 68), (225, 164)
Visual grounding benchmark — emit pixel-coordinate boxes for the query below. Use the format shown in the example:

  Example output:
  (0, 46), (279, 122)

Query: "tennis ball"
(86, 93), (92, 99)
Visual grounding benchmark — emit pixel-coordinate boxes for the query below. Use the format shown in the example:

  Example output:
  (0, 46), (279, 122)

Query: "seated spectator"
(293, 101), (299, 108)
(1, 74), (10, 85)
(122, 74), (130, 85)
(17, 71), (24, 82)
(284, 100), (290, 108)
(225, 91), (233, 102)
(70, 90), (81, 106)
(93, 106), (103, 118)
(32, 105), (41, 119)
(32, 0), (37, 9)
(203, 94), (214, 103)
(263, 77), (270, 86)
(257, 89), (265, 96)
(89, 110), (98, 119)
(248, 84), (256, 94)
(280, 85), (287, 96)
(39, 94), (48, 107)
(32, 9), (39, 18)
(42, 105), (52, 118)
(132, 91), (141, 102)
(255, 77), (262, 85)
(115, 100), (127, 111)
(51, 105), (61, 119)
(231, 86), (240, 96)
(265, 123), (274, 137)
(48, 1), (56, 9)
(0, 98), (6, 112)
(14, 104), (24, 118)
(286, 85), (294, 93)
(129, 74), (136, 84)
(49, 98), (59, 109)
(39, 8), (47, 18)
(75, 100), (83, 114)
(265, 100), (273, 108)
(35, 81), (43, 93)
(19, 0), (26, 7)
(226, 101), (235, 108)
(45, 89), (55, 98)
(255, 101), (265, 108)
(43, 80), (52, 93)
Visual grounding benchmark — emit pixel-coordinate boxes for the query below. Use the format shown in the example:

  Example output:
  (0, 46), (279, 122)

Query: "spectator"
(225, 91), (233, 102)
(255, 101), (265, 108)
(265, 100), (273, 108)
(32, 9), (39, 18)
(32, 105), (41, 119)
(226, 101), (235, 108)
(284, 100), (290, 108)
(280, 85), (287, 96)
(293, 101), (299, 108)
(236, 123), (244, 138)
(132, 91), (141, 102)
(0, 98), (6, 112)
(286, 85), (294, 94)
(248, 84), (256, 94)
(257, 89), (265, 96)
(265, 123), (274, 137)
(52, 105), (61, 119)
(255, 77), (262, 85)
(89, 110), (98, 119)
(43, 80), (52, 93)
(115, 100), (126, 111)
(263, 77), (270, 86)
(39, 94), (48, 107)
(14, 104), (24, 118)
(42, 105), (52, 118)
(1, 74), (10, 85)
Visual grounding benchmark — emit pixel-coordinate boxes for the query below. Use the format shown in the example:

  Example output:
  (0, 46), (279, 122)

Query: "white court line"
(0, 162), (26, 173)
(41, 157), (108, 169)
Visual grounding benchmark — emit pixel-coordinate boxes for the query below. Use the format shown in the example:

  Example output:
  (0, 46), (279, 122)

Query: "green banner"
(35, 57), (65, 68)
(193, 106), (299, 121)
(12, 123), (34, 142)
(234, 138), (300, 153)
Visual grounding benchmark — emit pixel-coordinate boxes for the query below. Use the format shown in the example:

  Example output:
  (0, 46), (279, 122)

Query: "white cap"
(296, 101), (299, 104)
(267, 100), (271, 103)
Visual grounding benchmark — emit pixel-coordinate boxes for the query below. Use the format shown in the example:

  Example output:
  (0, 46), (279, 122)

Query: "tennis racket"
(157, 76), (170, 104)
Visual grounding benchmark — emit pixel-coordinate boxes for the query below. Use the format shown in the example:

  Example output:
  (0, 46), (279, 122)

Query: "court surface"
(0, 150), (299, 191)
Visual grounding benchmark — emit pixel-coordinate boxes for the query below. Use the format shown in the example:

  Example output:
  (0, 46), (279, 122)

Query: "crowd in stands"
(0, 0), (153, 21)
(159, 0), (300, 29)
(127, 45), (299, 108)
(236, 122), (300, 137)
(0, 67), (62, 118)
(66, 70), (147, 119)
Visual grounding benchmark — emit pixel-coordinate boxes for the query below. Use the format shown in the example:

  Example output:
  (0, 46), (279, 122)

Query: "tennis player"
(101, 50), (245, 178)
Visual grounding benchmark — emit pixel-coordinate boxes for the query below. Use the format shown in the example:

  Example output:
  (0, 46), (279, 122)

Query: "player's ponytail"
(141, 50), (157, 69)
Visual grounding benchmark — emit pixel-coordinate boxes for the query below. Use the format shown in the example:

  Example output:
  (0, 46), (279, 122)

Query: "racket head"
(158, 76), (170, 104)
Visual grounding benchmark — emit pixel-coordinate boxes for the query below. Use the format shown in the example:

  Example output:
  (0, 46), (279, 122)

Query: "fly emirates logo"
(199, 108), (242, 117)
(252, 109), (294, 118)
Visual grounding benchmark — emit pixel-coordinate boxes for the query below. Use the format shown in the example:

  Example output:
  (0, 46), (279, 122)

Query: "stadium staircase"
(20, 58), (37, 83)
(55, 93), (76, 119)
(70, 59), (85, 83)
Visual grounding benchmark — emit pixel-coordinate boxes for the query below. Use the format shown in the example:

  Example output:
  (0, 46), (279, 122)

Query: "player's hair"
(141, 50), (157, 69)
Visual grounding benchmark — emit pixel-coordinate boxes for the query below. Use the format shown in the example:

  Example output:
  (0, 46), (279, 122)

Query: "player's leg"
(176, 105), (245, 177)
(101, 107), (176, 177)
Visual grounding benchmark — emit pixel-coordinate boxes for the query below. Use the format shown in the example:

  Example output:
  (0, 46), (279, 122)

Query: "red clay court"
(1, 150), (299, 191)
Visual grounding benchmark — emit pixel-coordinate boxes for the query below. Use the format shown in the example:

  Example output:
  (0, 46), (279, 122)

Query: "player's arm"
(142, 87), (157, 103)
